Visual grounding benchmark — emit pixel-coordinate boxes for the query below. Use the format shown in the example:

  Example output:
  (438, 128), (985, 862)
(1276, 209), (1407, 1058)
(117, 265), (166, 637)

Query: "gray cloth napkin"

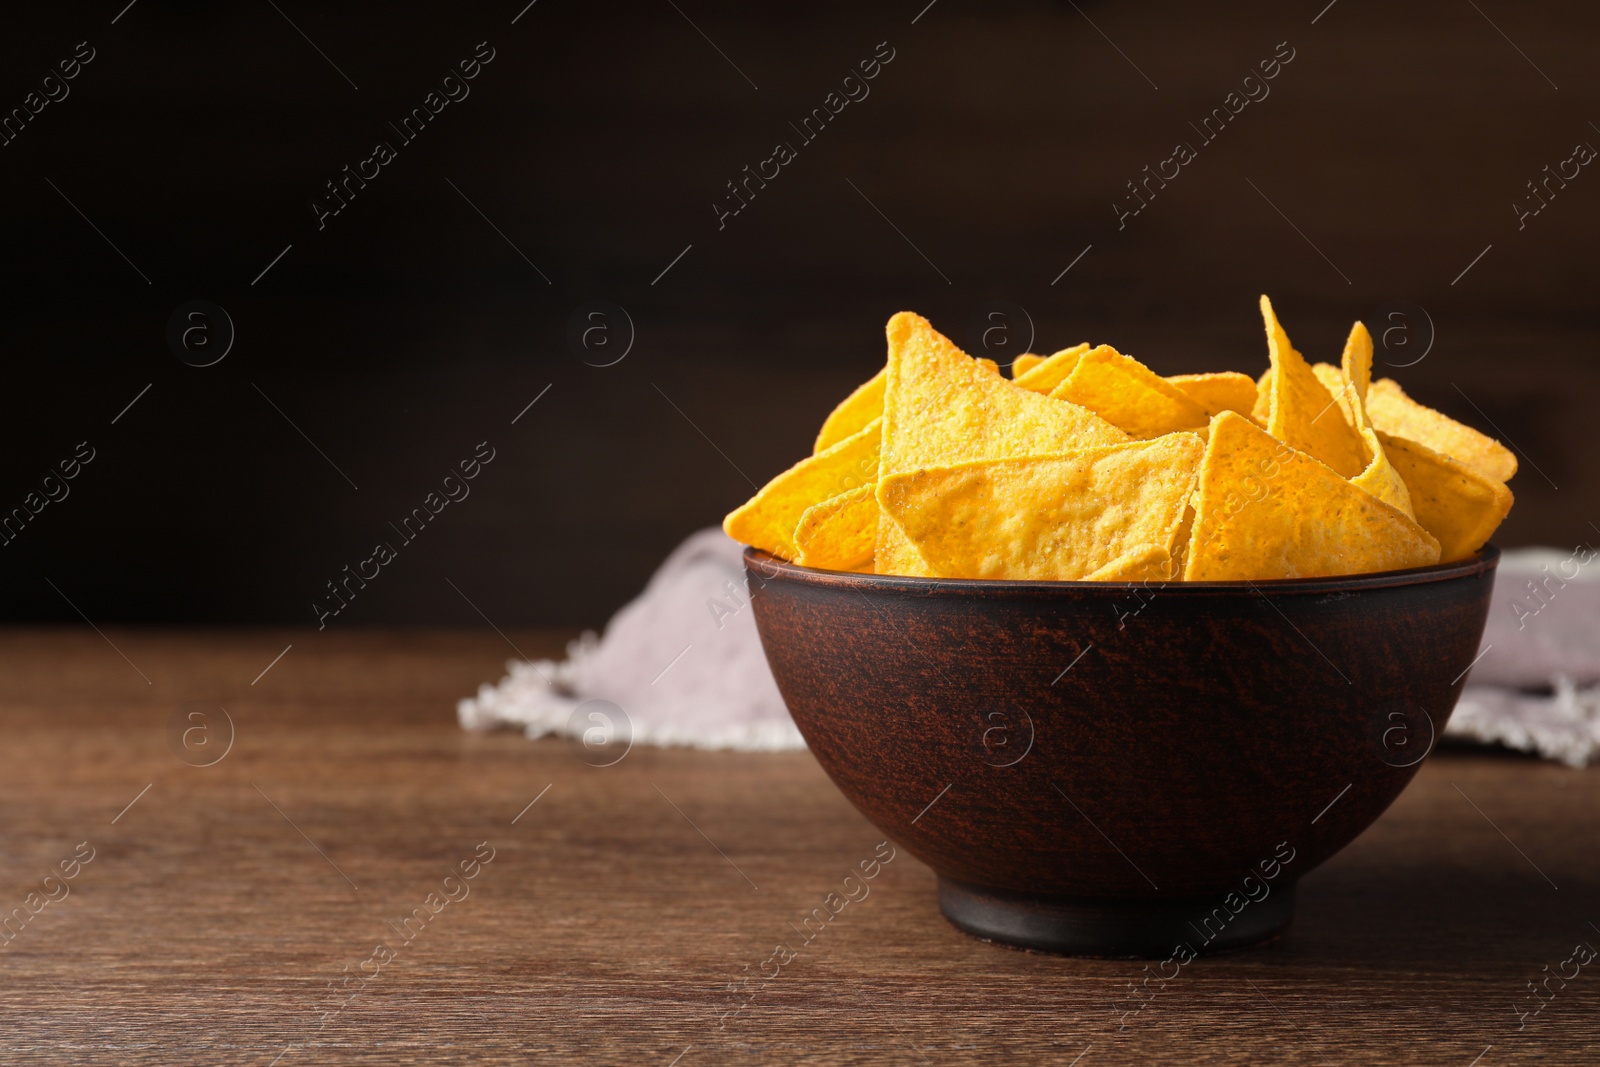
(460, 533), (1600, 766)
(1447, 546), (1600, 766)
(458, 528), (801, 751)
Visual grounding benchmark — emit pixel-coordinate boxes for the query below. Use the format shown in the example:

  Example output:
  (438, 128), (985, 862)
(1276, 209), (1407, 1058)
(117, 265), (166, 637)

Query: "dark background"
(0, 0), (1594, 628)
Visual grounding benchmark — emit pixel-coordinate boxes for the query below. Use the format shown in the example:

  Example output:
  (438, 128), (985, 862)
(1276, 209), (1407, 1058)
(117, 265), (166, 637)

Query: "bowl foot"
(937, 878), (1296, 958)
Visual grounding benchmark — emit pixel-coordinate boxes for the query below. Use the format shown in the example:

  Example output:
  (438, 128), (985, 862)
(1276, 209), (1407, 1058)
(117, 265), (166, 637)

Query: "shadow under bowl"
(746, 546), (1499, 957)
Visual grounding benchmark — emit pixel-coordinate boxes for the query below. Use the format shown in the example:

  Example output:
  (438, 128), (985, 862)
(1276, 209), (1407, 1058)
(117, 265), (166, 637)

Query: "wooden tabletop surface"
(1, 628), (1596, 1066)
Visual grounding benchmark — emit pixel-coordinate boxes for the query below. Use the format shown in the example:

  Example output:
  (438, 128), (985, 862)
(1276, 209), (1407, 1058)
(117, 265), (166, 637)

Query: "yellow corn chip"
(1261, 296), (1367, 478)
(1084, 543), (1177, 582)
(1167, 372), (1258, 418)
(794, 484), (878, 571)
(1310, 341), (1415, 517)
(878, 435), (1203, 581)
(724, 416), (880, 560)
(815, 357), (1001, 454)
(1011, 353), (1045, 378)
(1379, 430), (1513, 562)
(1310, 363), (1354, 425)
(1339, 323), (1415, 518)
(1251, 368), (1273, 424)
(1048, 346), (1209, 438)
(1168, 498), (1197, 570)
(875, 313), (1127, 575)
(874, 515), (929, 576)
(1013, 344), (1091, 394)
(1185, 411), (1440, 580)
(1367, 378), (1518, 483)
(814, 369), (885, 453)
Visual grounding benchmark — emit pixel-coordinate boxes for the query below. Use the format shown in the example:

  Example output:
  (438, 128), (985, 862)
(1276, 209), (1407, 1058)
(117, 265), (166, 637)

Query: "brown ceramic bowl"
(746, 545), (1499, 957)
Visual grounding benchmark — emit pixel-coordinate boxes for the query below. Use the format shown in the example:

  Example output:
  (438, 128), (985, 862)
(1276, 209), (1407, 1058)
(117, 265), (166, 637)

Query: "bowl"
(745, 545), (1499, 957)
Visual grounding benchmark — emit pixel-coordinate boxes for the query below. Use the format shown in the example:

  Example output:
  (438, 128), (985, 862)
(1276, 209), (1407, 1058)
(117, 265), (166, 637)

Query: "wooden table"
(1, 630), (1595, 1065)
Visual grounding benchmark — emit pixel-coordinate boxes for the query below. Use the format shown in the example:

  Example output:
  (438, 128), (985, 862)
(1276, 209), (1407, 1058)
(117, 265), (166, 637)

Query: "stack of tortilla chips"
(723, 299), (1515, 582)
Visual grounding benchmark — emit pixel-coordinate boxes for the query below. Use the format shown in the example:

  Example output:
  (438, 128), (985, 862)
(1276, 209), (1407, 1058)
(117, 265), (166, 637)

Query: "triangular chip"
(1261, 296), (1368, 478)
(1167, 372), (1257, 418)
(814, 369), (885, 453)
(1084, 543), (1177, 582)
(1338, 323), (1414, 518)
(724, 416), (880, 560)
(875, 313), (1127, 575)
(875, 513), (930, 576)
(1013, 344), (1091, 394)
(1379, 430), (1513, 562)
(1185, 411), (1441, 580)
(877, 435), (1203, 581)
(1310, 363), (1355, 425)
(1048, 346), (1209, 438)
(1010, 353), (1045, 379)
(814, 360), (1002, 457)
(1309, 337), (1415, 518)
(1367, 378), (1518, 483)
(1251, 368), (1273, 424)
(1168, 499), (1197, 574)
(794, 484), (878, 571)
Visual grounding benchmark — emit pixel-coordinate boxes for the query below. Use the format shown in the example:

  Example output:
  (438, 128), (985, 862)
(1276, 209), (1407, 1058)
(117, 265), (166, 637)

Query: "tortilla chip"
(814, 369), (885, 453)
(724, 416), (880, 560)
(1185, 411), (1441, 580)
(1167, 372), (1258, 418)
(1338, 323), (1415, 518)
(1251, 368), (1273, 424)
(875, 313), (1127, 575)
(1367, 378), (1519, 483)
(794, 483), (878, 571)
(1011, 353), (1045, 378)
(877, 435), (1203, 581)
(1013, 344), (1091, 395)
(1379, 430), (1513, 562)
(814, 359), (1001, 457)
(874, 514), (930, 576)
(1170, 498), (1198, 570)
(1310, 363), (1355, 425)
(1261, 296), (1367, 478)
(1084, 543), (1178, 582)
(1048, 346), (1209, 438)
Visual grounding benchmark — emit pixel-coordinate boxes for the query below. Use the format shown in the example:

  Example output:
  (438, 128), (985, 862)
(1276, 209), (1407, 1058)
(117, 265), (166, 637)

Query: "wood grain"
(0, 629), (1596, 1065)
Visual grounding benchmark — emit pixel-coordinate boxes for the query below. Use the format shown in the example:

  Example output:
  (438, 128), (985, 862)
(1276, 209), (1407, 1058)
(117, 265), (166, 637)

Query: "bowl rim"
(745, 543), (1500, 598)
